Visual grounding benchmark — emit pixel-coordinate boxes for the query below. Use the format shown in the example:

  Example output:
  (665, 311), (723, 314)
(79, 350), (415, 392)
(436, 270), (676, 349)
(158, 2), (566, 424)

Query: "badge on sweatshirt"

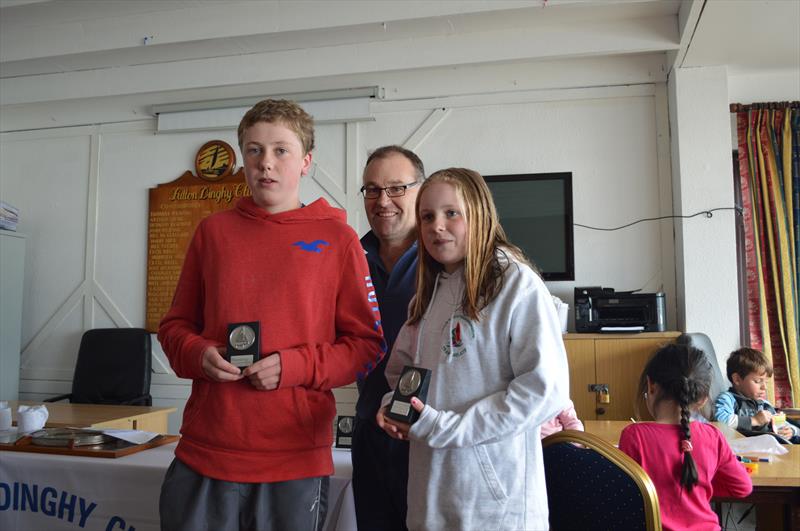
(440, 315), (474, 359)
(226, 321), (260, 368)
(386, 365), (431, 425)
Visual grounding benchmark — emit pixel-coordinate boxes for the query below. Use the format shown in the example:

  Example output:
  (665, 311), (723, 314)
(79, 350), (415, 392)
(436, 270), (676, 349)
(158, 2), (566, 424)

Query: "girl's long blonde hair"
(408, 168), (532, 325)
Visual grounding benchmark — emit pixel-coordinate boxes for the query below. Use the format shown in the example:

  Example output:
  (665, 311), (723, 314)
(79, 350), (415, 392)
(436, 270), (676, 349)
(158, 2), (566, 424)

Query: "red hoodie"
(159, 197), (385, 482)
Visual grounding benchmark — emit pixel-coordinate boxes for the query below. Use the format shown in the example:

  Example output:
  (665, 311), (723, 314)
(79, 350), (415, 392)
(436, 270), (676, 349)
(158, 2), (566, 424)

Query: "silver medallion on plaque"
(230, 325), (256, 351)
(398, 369), (422, 396)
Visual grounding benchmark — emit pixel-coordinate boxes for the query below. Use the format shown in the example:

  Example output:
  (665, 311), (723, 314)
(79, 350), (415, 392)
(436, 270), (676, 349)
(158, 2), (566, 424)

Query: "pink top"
(619, 422), (752, 531)
(540, 400), (584, 438)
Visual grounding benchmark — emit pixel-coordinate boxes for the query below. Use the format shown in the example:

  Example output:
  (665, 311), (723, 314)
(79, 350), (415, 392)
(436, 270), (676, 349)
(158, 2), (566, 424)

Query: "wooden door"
(563, 338), (597, 421)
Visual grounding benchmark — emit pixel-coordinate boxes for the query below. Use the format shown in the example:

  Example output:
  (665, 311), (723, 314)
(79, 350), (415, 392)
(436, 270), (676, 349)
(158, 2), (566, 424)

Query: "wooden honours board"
(146, 140), (249, 332)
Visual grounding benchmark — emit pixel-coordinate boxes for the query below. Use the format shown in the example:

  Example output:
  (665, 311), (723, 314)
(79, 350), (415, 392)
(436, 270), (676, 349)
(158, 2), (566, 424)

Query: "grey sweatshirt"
(383, 255), (569, 531)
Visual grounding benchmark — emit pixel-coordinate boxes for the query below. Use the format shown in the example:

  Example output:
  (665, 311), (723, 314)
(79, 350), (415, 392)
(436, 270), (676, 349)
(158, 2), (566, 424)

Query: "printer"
(574, 286), (666, 333)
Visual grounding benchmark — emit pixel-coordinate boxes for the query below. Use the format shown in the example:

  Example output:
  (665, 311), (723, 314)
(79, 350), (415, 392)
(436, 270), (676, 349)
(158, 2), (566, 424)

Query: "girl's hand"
(776, 425), (794, 439)
(376, 398), (426, 440)
(376, 406), (409, 439)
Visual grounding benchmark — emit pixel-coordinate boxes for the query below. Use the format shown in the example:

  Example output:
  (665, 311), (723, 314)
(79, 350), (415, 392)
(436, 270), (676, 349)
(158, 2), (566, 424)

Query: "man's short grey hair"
(363, 145), (425, 182)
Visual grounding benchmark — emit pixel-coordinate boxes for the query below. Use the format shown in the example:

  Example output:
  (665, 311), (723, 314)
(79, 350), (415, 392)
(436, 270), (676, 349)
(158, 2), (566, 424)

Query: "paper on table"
(728, 434), (789, 456)
(101, 429), (159, 444)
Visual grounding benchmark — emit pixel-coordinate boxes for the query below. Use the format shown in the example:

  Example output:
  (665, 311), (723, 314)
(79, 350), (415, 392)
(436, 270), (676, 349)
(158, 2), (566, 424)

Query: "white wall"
(728, 68), (800, 105)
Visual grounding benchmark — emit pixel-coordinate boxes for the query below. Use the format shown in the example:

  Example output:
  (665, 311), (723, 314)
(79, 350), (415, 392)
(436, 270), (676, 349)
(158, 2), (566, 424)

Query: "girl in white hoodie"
(377, 168), (570, 531)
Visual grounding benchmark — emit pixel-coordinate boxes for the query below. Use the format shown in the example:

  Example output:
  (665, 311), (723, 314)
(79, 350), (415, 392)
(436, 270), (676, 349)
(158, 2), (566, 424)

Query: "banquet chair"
(542, 430), (661, 531)
(675, 332), (727, 420)
(44, 328), (152, 406)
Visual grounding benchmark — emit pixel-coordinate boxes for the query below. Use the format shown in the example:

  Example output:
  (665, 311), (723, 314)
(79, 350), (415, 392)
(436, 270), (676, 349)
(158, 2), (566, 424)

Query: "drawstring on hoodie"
(415, 271), (461, 364)
(447, 307), (456, 364)
(414, 273), (439, 365)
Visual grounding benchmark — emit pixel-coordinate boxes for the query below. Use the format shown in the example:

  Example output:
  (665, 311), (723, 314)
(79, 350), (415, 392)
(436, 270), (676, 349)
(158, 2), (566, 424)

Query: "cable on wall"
(574, 206), (742, 232)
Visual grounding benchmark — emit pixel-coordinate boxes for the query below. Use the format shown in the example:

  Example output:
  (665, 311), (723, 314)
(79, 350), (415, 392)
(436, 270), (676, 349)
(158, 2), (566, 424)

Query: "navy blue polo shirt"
(356, 231), (418, 420)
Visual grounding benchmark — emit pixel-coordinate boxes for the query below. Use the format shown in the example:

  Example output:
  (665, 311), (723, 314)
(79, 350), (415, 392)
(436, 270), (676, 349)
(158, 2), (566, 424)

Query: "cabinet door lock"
(589, 384), (610, 404)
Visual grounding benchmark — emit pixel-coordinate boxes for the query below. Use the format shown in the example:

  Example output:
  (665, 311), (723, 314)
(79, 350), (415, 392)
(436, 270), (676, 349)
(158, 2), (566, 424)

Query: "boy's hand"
(242, 352), (281, 390)
(752, 410), (772, 427)
(776, 425), (794, 439)
(201, 345), (244, 382)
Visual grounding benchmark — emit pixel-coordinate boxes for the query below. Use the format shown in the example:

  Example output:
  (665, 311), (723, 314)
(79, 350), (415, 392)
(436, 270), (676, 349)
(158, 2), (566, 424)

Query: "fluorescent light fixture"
(153, 87), (380, 133)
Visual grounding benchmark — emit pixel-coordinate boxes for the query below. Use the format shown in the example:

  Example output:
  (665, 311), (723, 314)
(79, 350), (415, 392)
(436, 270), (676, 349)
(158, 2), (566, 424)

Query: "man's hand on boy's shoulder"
(202, 345), (244, 382)
(242, 352), (282, 391)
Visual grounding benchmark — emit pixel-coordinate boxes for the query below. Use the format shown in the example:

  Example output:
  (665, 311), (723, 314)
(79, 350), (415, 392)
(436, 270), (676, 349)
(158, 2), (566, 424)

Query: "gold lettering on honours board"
(168, 185), (251, 203)
(169, 188), (198, 201)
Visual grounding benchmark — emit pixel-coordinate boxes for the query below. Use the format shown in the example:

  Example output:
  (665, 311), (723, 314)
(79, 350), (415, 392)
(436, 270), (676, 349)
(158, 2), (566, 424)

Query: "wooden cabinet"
(563, 332), (680, 421)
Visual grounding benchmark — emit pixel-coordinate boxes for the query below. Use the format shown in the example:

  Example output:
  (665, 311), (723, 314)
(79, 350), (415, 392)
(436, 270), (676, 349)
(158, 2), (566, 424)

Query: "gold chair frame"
(542, 429), (662, 531)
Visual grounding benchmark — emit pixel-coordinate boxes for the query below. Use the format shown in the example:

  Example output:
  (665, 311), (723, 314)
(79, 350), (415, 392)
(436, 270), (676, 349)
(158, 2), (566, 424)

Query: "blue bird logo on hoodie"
(292, 240), (329, 253)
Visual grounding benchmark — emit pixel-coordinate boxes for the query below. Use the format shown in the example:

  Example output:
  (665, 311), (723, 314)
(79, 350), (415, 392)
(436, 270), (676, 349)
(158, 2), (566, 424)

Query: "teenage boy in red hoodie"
(158, 99), (385, 531)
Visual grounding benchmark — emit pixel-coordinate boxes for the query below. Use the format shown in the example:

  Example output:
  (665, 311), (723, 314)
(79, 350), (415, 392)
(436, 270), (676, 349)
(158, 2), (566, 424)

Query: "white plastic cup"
(17, 405), (48, 433)
(773, 412), (787, 432)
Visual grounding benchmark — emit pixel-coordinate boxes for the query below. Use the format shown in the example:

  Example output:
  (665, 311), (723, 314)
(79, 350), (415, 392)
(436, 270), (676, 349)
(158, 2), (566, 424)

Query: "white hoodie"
(383, 253), (569, 531)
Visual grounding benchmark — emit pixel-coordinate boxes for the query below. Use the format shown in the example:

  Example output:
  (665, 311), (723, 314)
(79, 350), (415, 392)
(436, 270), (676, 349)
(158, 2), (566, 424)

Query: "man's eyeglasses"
(359, 181), (421, 199)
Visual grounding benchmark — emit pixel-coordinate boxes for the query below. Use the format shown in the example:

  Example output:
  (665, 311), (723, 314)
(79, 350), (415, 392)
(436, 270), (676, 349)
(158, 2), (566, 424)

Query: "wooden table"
(9, 400), (176, 433)
(584, 420), (800, 530)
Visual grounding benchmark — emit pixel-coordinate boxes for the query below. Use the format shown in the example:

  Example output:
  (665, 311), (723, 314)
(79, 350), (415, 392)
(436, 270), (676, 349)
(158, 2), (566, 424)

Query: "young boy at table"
(713, 347), (800, 443)
(157, 99), (385, 531)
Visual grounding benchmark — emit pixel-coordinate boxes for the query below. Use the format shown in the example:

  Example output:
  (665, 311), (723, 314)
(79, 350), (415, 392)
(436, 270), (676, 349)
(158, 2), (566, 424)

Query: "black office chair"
(676, 332), (727, 420)
(542, 430), (661, 531)
(45, 328), (152, 406)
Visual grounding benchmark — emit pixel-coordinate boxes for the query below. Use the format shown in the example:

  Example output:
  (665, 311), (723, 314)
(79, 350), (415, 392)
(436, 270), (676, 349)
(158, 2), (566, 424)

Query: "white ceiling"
(0, 0), (683, 107)
(682, 0), (800, 75)
(0, 0), (796, 107)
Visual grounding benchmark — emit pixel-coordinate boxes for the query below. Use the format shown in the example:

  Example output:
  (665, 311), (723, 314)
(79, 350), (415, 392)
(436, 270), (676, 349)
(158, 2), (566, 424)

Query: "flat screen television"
(484, 172), (574, 281)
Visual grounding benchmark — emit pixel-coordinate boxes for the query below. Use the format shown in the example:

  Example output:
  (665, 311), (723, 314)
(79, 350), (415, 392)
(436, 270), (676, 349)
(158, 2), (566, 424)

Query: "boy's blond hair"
(237, 99), (315, 154)
(726, 347), (774, 382)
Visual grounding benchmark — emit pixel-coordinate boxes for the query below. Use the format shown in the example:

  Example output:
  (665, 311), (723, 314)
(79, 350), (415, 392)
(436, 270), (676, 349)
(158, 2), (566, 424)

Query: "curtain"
(734, 102), (799, 408)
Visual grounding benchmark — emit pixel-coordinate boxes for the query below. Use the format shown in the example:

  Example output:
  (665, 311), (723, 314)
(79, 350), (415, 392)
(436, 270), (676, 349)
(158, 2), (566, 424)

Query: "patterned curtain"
(733, 102), (799, 408)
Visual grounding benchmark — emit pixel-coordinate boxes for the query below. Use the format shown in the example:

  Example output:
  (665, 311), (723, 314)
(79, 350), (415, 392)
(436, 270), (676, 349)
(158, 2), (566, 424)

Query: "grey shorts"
(160, 458), (329, 531)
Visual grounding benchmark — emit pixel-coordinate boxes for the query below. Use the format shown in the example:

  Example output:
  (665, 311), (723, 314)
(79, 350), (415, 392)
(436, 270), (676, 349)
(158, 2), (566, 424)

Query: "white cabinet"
(1, 231), (26, 401)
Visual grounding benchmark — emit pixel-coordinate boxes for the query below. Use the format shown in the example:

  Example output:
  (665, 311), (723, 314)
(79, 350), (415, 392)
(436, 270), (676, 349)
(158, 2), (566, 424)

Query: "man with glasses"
(353, 145), (425, 531)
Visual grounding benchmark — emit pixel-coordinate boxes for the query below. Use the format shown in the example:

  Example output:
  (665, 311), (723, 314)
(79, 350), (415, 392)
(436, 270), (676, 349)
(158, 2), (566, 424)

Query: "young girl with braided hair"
(619, 343), (752, 531)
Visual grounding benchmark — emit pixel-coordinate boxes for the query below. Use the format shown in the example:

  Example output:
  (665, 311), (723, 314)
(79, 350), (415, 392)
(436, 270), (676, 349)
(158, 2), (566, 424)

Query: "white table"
(0, 443), (356, 531)
(328, 448), (357, 531)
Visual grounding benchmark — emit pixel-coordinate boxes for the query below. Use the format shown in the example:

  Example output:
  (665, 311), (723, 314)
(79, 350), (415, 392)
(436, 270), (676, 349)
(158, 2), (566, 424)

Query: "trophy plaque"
(226, 321), (260, 368)
(335, 415), (355, 448)
(386, 365), (431, 424)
